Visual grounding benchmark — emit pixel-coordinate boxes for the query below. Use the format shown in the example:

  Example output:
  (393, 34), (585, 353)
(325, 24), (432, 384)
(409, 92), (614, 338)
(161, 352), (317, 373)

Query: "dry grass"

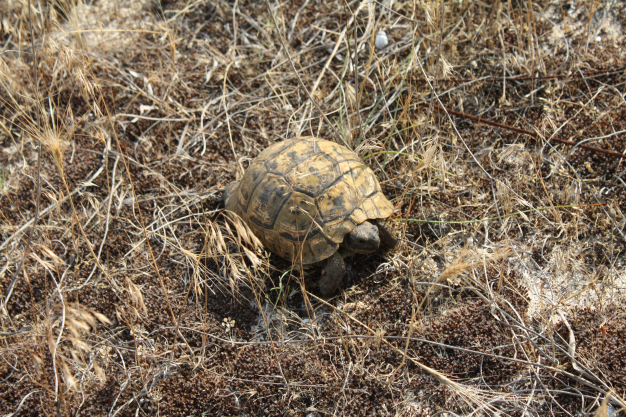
(1, 0), (626, 415)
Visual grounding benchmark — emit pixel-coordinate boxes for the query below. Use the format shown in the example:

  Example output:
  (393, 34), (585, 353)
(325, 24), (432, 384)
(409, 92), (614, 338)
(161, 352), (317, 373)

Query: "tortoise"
(223, 136), (397, 295)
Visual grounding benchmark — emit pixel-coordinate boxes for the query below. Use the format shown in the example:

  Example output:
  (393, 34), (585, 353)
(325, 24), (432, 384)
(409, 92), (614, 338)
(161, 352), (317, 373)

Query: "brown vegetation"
(1, 0), (625, 415)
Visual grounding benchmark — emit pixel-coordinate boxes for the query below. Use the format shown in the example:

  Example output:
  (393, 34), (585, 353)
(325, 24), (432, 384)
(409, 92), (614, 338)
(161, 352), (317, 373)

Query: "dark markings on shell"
(279, 227), (321, 242)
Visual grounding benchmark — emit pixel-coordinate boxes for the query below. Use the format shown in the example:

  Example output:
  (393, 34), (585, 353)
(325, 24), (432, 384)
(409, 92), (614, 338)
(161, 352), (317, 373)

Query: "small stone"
(375, 31), (389, 50)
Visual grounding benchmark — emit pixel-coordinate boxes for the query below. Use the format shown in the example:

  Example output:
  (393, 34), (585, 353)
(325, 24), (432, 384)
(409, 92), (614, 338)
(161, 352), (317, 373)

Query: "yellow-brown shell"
(225, 137), (394, 264)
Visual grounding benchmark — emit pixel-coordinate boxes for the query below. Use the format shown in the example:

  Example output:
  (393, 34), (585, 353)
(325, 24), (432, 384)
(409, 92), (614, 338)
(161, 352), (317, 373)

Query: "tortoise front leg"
(375, 220), (398, 250)
(318, 252), (346, 296)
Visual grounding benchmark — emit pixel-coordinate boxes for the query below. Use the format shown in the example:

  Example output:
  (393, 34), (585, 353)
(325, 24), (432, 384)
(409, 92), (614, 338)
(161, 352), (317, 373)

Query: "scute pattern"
(247, 174), (291, 228)
(266, 140), (316, 175)
(273, 192), (320, 239)
(225, 137), (394, 264)
(287, 154), (338, 196)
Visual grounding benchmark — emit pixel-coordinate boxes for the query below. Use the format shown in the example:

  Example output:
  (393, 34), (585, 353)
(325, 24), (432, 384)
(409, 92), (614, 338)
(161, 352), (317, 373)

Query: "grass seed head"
(37, 124), (69, 171)
(92, 311), (112, 325)
(67, 317), (90, 336)
(61, 360), (78, 392)
(69, 336), (91, 352)
(126, 279), (147, 314)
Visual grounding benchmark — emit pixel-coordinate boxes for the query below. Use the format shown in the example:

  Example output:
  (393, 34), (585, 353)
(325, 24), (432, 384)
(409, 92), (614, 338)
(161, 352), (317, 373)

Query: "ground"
(1, 0), (626, 415)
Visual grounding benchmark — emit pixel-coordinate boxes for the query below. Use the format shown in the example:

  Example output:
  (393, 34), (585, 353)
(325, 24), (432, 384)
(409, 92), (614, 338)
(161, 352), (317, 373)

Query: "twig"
(431, 104), (626, 159)
(10, 390), (42, 415)
(408, 65), (626, 84)
(396, 203), (607, 224)
(206, 369), (367, 392)
(82, 156), (120, 287)
(0, 326), (33, 337)
(114, 114), (190, 122)
(3, 0), (44, 317)
(222, 61), (243, 174)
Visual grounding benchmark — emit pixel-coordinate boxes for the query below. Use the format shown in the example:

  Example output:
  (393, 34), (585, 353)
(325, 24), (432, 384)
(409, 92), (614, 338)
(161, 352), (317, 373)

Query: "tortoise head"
(343, 221), (380, 254)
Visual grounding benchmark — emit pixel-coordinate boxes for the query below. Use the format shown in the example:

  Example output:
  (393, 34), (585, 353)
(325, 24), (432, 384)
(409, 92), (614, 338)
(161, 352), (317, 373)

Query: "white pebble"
(375, 30), (388, 50)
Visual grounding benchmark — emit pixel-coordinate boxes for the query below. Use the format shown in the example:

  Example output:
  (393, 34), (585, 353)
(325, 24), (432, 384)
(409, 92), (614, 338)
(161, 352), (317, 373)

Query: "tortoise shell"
(225, 137), (394, 264)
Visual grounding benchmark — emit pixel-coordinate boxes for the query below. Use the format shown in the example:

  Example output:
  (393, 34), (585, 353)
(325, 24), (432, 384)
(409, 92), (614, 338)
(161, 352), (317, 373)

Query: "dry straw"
(1, 0), (625, 414)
